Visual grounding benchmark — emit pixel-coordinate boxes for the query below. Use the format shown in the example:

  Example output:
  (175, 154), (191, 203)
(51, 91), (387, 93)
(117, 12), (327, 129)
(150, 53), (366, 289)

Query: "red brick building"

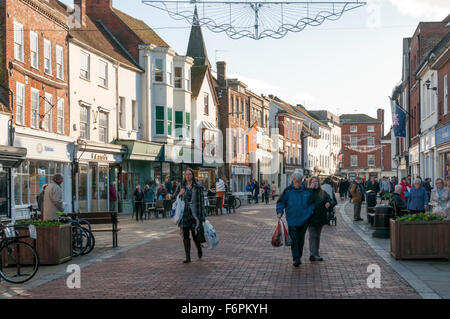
(339, 111), (384, 180)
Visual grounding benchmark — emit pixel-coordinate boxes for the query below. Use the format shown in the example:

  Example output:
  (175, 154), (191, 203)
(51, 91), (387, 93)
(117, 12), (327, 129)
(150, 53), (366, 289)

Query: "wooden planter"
(16, 224), (72, 265)
(390, 219), (450, 260)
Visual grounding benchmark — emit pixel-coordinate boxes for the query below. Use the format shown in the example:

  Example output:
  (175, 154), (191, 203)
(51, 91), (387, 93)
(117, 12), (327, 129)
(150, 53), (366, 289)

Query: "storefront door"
(0, 170), (8, 217)
(77, 164), (88, 213)
(99, 166), (109, 211)
(90, 164), (98, 212)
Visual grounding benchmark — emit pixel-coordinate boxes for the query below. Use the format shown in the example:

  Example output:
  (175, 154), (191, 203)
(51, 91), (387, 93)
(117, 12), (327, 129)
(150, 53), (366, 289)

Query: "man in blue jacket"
(277, 171), (315, 267)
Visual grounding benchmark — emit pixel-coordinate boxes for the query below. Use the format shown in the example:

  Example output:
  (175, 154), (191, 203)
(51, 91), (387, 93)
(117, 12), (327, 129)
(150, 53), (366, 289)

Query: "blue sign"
(436, 123), (450, 146)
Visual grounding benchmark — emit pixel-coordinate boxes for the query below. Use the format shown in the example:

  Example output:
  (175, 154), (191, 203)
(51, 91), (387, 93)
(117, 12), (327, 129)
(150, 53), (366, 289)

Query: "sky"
(60, 0), (450, 135)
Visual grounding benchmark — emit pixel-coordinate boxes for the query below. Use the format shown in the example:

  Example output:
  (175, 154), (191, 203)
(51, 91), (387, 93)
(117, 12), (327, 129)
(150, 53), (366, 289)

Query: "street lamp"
(425, 79), (437, 91)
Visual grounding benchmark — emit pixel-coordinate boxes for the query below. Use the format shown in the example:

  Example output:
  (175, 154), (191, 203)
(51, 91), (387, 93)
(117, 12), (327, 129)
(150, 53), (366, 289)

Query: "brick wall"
(382, 141), (392, 170)
(5, 0), (70, 136)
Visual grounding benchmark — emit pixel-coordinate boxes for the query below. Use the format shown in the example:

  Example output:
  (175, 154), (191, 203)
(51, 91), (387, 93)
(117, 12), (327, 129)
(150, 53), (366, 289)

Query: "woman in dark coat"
(174, 168), (206, 263)
(307, 176), (331, 262)
(133, 184), (145, 222)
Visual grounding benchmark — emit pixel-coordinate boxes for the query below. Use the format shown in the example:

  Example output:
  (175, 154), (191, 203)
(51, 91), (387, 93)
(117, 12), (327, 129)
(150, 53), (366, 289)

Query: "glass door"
(78, 164), (88, 213)
(0, 170), (8, 217)
(99, 166), (108, 211)
(90, 164), (98, 212)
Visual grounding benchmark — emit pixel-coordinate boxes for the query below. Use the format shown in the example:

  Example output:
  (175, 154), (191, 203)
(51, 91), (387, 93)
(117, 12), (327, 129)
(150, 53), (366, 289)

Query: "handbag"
(171, 196), (185, 225)
(196, 222), (206, 244)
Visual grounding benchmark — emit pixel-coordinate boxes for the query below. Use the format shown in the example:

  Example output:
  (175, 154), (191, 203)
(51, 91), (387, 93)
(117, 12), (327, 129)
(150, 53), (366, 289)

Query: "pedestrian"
(43, 174), (65, 221)
(338, 179), (347, 201)
(37, 184), (48, 216)
(380, 176), (393, 197)
(271, 181), (277, 201)
(366, 176), (380, 193)
(400, 177), (412, 201)
(276, 171), (315, 267)
(390, 185), (407, 216)
(253, 180), (260, 204)
(423, 178), (433, 199)
(134, 184), (145, 222)
(109, 182), (118, 212)
(429, 178), (449, 219)
(322, 177), (338, 208)
(349, 176), (365, 221)
(216, 176), (226, 212)
(156, 184), (167, 200)
(407, 178), (429, 214)
(174, 168), (206, 264)
(144, 184), (155, 216)
(407, 175), (412, 186)
(165, 178), (173, 195)
(308, 176), (332, 262)
(207, 185), (217, 198)
(246, 181), (253, 204)
(263, 180), (271, 204)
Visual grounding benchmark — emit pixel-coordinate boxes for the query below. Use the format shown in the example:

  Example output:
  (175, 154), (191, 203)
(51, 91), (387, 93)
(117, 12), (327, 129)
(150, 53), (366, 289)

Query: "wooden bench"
(71, 212), (120, 248)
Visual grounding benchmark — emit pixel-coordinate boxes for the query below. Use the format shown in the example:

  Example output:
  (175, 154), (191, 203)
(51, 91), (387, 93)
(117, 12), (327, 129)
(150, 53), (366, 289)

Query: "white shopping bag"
(203, 220), (219, 248)
(171, 196), (185, 225)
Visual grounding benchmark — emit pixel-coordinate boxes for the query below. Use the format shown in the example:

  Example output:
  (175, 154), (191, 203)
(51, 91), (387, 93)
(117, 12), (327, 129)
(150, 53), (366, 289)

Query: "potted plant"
(390, 213), (450, 260)
(15, 219), (72, 265)
(380, 193), (392, 205)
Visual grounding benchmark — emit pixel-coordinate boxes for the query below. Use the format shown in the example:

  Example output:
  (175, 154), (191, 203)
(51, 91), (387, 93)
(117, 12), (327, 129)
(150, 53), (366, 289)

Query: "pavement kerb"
(339, 202), (441, 299)
(0, 227), (180, 299)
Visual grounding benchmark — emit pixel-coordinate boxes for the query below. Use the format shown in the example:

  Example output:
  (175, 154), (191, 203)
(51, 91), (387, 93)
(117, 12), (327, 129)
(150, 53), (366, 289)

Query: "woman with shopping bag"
(174, 168), (206, 264)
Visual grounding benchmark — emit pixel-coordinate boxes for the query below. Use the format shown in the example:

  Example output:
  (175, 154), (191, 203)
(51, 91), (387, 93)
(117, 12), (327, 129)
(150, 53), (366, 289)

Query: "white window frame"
(80, 105), (90, 140)
(98, 111), (108, 143)
(30, 88), (40, 128)
(350, 126), (357, 133)
(119, 97), (126, 129)
(286, 146), (290, 164)
(57, 98), (64, 134)
(14, 21), (24, 62)
(174, 67), (182, 89)
(44, 93), (52, 132)
(98, 60), (108, 88)
(368, 137), (375, 148)
(44, 39), (52, 75)
(368, 154), (375, 167)
(367, 125), (374, 132)
(16, 82), (25, 125)
(132, 100), (138, 130)
(185, 69), (190, 91)
(30, 31), (39, 69)
(56, 45), (64, 80)
(350, 136), (357, 148)
(80, 51), (90, 80)
(351, 155), (358, 167)
(155, 58), (164, 82)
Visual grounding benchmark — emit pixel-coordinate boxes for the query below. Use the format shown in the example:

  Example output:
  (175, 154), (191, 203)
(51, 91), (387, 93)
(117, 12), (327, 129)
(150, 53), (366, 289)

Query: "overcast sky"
(60, 0), (450, 134)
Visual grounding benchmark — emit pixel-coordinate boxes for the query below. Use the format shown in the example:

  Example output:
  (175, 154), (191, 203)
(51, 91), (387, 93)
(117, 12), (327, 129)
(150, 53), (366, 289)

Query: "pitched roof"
(268, 97), (303, 120)
(302, 125), (320, 139)
(112, 8), (169, 47)
(339, 114), (382, 124)
(186, 7), (210, 67)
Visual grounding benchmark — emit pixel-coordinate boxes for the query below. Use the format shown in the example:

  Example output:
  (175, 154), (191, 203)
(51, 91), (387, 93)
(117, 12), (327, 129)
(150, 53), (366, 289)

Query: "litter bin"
(366, 191), (377, 225)
(372, 204), (393, 238)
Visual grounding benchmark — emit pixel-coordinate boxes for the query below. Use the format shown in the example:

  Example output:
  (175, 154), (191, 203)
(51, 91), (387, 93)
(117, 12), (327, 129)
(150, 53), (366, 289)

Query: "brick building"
(1, 0), (73, 219)
(339, 111), (384, 180)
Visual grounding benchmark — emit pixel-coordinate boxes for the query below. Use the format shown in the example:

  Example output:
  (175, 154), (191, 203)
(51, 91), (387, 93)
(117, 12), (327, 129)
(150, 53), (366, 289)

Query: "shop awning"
(117, 140), (164, 161)
(0, 145), (27, 168)
(201, 121), (220, 132)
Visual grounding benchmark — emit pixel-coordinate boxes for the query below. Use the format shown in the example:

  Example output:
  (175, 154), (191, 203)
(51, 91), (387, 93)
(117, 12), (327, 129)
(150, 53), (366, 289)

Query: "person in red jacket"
(399, 177), (412, 201)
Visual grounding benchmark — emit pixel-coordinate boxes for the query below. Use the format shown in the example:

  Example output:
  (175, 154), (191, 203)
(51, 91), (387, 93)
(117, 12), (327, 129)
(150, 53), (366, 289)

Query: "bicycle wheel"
(234, 197), (241, 209)
(81, 227), (95, 256)
(0, 241), (39, 284)
(72, 226), (89, 257)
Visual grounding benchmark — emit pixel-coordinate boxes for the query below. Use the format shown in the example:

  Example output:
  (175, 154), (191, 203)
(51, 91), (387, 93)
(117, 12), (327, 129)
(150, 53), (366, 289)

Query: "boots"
(183, 238), (191, 263)
(195, 240), (203, 259)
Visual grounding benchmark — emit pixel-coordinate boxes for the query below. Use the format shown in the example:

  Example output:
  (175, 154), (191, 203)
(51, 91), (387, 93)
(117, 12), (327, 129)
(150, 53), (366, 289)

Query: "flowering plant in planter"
(15, 219), (63, 227)
(396, 213), (445, 222)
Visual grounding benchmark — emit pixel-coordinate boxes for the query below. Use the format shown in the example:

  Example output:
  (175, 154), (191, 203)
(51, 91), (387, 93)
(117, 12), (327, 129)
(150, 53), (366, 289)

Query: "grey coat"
(43, 182), (64, 220)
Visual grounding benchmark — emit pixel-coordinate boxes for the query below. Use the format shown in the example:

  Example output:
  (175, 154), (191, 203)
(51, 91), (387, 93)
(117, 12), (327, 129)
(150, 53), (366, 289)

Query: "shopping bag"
(203, 220), (219, 248)
(171, 196), (185, 225)
(196, 222), (207, 244)
(271, 221), (282, 247)
(279, 219), (292, 246)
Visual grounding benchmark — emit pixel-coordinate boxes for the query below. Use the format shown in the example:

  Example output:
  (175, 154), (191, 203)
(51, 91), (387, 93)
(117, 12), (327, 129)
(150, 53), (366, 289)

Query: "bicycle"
(0, 222), (39, 284)
(57, 212), (95, 257)
(226, 193), (241, 209)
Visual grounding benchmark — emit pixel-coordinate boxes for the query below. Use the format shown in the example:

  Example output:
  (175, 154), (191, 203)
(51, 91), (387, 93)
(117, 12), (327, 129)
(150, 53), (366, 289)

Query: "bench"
(71, 212), (120, 248)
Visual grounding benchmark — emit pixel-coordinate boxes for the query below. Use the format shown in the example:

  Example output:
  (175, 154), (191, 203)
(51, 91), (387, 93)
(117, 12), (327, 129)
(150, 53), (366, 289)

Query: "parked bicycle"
(57, 212), (95, 257)
(0, 222), (39, 284)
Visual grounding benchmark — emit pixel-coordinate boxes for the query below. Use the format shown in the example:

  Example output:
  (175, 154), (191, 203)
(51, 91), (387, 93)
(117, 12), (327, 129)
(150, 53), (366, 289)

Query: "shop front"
(13, 131), (73, 220)
(231, 165), (252, 193)
(409, 143), (420, 179)
(420, 129), (436, 182)
(436, 123), (450, 179)
(73, 142), (126, 213)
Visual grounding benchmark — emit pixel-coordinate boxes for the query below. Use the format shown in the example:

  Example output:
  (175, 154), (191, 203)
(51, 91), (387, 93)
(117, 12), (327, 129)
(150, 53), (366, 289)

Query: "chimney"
(74, 0), (86, 26)
(217, 61), (226, 86)
(84, 0), (113, 16)
(377, 108), (384, 137)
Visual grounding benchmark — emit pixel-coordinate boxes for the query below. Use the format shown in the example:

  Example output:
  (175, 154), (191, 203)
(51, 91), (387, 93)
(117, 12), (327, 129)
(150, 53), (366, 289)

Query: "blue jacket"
(276, 184), (314, 227)
(144, 188), (155, 203)
(407, 186), (429, 211)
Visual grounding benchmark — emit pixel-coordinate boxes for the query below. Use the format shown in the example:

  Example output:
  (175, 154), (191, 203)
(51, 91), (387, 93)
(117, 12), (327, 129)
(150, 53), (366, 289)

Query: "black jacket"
(309, 188), (332, 227)
(366, 180), (380, 193)
(389, 192), (407, 212)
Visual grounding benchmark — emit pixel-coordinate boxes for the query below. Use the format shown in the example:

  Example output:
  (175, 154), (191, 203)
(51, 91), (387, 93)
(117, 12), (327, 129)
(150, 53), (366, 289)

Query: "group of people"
(276, 172), (338, 267)
(246, 180), (278, 204)
(345, 175), (450, 221)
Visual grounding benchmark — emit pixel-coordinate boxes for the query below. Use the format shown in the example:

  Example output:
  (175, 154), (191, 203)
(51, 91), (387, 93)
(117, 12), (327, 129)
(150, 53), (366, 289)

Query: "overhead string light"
(142, 0), (367, 40)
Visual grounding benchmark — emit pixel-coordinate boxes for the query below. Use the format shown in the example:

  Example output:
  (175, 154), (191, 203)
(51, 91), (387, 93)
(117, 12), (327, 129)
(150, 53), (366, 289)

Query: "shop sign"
(446, 164), (450, 178)
(232, 166), (251, 175)
(91, 153), (108, 161)
(436, 123), (450, 146)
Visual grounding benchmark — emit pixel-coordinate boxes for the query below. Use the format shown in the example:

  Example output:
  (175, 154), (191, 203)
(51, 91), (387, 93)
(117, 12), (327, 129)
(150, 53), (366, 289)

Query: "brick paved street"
(13, 203), (420, 299)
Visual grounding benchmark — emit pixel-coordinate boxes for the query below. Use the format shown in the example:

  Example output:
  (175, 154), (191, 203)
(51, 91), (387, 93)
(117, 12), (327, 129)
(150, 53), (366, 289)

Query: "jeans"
(353, 202), (362, 219)
(308, 225), (323, 257)
(288, 223), (309, 262)
(135, 202), (144, 221)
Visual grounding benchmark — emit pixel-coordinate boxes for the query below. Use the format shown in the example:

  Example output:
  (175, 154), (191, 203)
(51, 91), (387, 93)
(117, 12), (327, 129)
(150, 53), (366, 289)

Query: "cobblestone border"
(339, 202), (441, 299)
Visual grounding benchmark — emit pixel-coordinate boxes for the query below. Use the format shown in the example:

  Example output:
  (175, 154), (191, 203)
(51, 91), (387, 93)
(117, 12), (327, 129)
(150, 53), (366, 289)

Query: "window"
(132, 100), (138, 130)
(185, 69), (190, 91)
(80, 106), (89, 139)
(119, 97), (125, 129)
(30, 31), (38, 69)
(175, 111), (183, 138)
(286, 146), (290, 164)
(31, 88), (39, 128)
(350, 126), (357, 133)
(16, 82), (25, 125)
(155, 106), (165, 135)
(44, 39), (52, 75)
(368, 137), (375, 148)
(286, 120), (290, 139)
(80, 52), (90, 79)
(168, 62), (172, 85)
(230, 98), (234, 115)
(99, 60), (108, 87)
(167, 107), (172, 136)
(204, 93), (209, 115)
(175, 67), (182, 88)
(98, 112), (108, 143)
(351, 155), (358, 167)
(186, 112), (190, 138)
(298, 123), (301, 140)
(14, 22), (24, 62)
(44, 93), (52, 132)
(298, 147), (301, 164)
(367, 125), (374, 132)
(241, 101), (244, 120)
(57, 99), (64, 134)
(368, 155), (375, 167)
(56, 45), (64, 80)
(350, 136), (357, 148)
(445, 75), (448, 115)
(155, 59), (163, 82)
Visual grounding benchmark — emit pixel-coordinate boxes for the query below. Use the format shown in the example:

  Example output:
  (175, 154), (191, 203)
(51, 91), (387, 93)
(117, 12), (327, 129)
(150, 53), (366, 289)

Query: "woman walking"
(134, 184), (145, 222)
(308, 177), (331, 262)
(174, 168), (206, 264)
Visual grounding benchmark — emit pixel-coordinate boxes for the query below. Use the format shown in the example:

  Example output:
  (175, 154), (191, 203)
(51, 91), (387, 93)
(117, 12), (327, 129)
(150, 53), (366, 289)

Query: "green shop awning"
(117, 140), (164, 162)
